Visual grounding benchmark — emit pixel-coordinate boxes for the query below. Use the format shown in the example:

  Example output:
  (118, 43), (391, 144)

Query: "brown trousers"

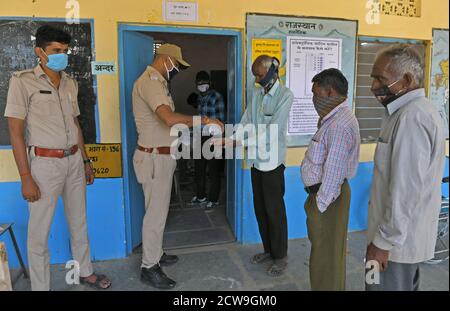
(304, 180), (351, 291)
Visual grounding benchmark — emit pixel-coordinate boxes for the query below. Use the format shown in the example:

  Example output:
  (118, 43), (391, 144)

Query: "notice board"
(429, 28), (449, 138)
(246, 13), (358, 147)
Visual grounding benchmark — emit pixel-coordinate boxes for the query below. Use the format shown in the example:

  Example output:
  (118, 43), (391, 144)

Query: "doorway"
(118, 25), (243, 254)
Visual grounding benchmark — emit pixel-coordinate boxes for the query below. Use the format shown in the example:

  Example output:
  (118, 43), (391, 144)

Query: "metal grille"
(381, 0), (421, 17)
(355, 39), (426, 143)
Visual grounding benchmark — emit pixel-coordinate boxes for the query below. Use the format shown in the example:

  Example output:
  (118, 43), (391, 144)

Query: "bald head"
(252, 55), (279, 88)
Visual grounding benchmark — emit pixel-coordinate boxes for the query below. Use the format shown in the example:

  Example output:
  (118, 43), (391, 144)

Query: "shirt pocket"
(29, 92), (57, 116)
(61, 93), (76, 117)
(306, 139), (326, 165)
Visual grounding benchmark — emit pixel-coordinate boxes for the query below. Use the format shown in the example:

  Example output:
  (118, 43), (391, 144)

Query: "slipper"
(80, 274), (111, 290)
(250, 252), (272, 264)
(267, 260), (287, 277)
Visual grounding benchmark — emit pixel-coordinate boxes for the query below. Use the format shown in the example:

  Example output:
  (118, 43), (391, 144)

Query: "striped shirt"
(301, 102), (360, 213)
(198, 89), (225, 123)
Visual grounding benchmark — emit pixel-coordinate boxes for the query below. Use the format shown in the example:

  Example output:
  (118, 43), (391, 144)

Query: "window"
(355, 38), (426, 143)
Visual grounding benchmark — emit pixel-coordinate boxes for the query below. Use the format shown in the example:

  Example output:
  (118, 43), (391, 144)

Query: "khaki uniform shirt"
(132, 66), (176, 148)
(4, 65), (80, 149)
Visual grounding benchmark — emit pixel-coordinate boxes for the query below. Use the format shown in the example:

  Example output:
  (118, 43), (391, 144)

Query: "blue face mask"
(42, 49), (68, 72)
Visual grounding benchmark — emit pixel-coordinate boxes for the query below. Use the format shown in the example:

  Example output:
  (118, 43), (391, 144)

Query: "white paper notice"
(163, 1), (198, 22)
(286, 36), (342, 136)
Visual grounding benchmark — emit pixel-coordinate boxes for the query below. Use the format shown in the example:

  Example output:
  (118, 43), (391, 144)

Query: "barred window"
(355, 38), (426, 143)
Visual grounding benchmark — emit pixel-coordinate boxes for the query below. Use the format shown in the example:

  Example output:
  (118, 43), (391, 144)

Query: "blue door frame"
(118, 24), (244, 254)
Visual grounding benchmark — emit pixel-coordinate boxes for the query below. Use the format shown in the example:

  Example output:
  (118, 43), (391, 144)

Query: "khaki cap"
(156, 44), (190, 68)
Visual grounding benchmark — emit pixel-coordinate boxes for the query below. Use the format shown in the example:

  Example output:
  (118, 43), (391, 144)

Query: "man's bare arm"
(156, 105), (224, 131)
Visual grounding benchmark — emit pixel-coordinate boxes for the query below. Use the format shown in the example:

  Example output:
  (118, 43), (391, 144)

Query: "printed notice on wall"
(251, 38), (283, 63)
(286, 36), (342, 136)
(163, 1), (198, 22)
(85, 144), (122, 178)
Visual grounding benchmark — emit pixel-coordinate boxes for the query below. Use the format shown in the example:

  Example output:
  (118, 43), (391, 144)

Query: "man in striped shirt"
(301, 68), (360, 291)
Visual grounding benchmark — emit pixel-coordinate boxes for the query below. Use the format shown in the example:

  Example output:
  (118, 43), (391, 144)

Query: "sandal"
(250, 252), (272, 264)
(80, 274), (112, 290)
(267, 260), (287, 277)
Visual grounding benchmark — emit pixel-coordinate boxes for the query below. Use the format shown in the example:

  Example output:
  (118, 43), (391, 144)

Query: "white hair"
(376, 44), (424, 87)
(255, 55), (279, 71)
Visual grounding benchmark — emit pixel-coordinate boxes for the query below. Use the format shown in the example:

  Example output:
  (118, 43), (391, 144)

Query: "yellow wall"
(0, 0), (448, 181)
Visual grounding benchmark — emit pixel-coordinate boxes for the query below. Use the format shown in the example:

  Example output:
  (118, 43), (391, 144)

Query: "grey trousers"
(365, 261), (421, 291)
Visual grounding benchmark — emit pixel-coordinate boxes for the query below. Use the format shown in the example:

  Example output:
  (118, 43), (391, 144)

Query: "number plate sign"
(85, 144), (122, 178)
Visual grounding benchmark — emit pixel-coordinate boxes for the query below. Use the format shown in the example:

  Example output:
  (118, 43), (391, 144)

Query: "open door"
(121, 31), (154, 252)
(226, 37), (237, 234)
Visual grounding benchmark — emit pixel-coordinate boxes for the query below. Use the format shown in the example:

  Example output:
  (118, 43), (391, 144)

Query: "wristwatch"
(83, 158), (93, 164)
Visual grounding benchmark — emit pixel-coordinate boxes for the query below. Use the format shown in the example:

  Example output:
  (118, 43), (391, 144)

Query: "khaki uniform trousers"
(304, 180), (351, 291)
(28, 148), (93, 291)
(133, 150), (177, 268)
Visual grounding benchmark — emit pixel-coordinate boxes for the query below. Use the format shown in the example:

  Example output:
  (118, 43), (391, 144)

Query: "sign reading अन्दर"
(91, 61), (116, 75)
(251, 38), (283, 63)
(286, 36), (342, 136)
(85, 144), (122, 178)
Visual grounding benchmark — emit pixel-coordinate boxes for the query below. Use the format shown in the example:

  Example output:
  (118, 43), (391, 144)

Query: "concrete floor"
(10, 231), (449, 291)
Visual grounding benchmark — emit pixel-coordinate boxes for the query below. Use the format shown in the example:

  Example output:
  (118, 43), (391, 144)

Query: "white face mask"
(197, 84), (210, 93)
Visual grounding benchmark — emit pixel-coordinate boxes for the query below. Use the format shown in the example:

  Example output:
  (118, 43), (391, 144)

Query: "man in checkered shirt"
(190, 71), (226, 210)
(301, 68), (360, 291)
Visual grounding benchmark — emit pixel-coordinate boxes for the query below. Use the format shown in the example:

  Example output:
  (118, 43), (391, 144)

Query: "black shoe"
(159, 253), (179, 266)
(141, 264), (176, 289)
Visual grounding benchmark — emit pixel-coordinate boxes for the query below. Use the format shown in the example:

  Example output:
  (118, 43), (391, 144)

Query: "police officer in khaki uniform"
(132, 44), (223, 289)
(4, 25), (111, 291)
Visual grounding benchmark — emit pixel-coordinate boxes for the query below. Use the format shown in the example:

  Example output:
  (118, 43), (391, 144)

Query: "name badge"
(39, 90), (52, 94)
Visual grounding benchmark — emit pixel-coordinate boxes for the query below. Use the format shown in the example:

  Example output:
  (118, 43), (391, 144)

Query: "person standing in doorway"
(366, 44), (446, 291)
(214, 55), (293, 277)
(301, 68), (360, 291)
(4, 25), (111, 291)
(190, 71), (226, 210)
(132, 44), (223, 289)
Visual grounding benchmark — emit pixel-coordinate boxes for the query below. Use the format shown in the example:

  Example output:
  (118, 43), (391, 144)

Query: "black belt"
(304, 183), (321, 194)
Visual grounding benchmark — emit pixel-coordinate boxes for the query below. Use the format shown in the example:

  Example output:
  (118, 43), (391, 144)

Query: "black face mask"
(257, 59), (279, 93)
(372, 79), (405, 107)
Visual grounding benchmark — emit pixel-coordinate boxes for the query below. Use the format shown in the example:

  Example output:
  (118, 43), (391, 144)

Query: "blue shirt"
(198, 89), (225, 123)
(235, 80), (294, 171)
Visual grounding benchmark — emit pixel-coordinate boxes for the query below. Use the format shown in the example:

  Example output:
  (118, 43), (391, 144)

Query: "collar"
(260, 79), (280, 97)
(386, 88), (426, 115)
(321, 100), (348, 124)
(199, 89), (213, 98)
(33, 64), (69, 80)
(147, 65), (167, 85)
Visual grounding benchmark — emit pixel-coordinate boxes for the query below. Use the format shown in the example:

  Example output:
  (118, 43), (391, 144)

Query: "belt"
(304, 183), (322, 194)
(34, 145), (78, 158)
(137, 145), (171, 155)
